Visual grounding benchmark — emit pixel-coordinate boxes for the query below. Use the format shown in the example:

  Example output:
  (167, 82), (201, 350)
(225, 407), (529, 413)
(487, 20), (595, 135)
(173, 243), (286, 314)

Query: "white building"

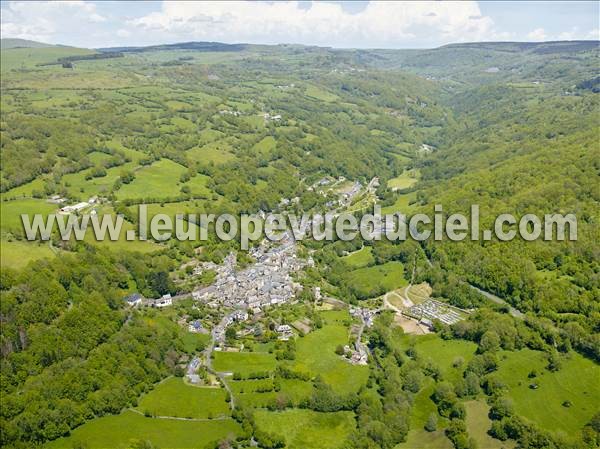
(155, 293), (172, 308)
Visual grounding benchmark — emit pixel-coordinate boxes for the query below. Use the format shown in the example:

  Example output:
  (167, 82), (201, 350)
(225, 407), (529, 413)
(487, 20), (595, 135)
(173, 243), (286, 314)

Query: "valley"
(0, 36), (598, 449)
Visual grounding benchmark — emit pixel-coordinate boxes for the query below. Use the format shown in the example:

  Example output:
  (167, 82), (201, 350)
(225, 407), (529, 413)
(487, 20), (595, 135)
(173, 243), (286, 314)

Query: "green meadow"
(135, 377), (230, 419)
(213, 351), (278, 376)
(464, 400), (514, 449)
(342, 261), (407, 298)
(254, 409), (355, 449)
(0, 239), (56, 269)
(290, 310), (369, 394)
(400, 334), (477, 382)
(0, 46), (95, 71)
(387, 169), (420, 190)
(496, 349), (600, 436)
(44, 410), (241, 449)
(252, 136), (277, 154)
(3, 177), (46, 198)
(305, 85), (340, 102)
(0, 198), (57, 234)
(186, 140), (237, 164)
(116, 159), (187, 200)
(341, 246), (374, 268)
(381, 192), (417, 215)
(395, 379), (452, 449)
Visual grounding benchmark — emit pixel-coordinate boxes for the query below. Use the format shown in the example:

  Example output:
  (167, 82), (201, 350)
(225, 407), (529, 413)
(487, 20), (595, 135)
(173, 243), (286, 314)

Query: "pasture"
(252, 136), (277, 154)
(387, 169), (420, 190)
(254, 409), (355, 449)
(290, 310), (369, 394)
(44, 410), (241, 449)
(116, 159), (187, 200)
(464, 400), (514, 449)
(342, 246), (374, 268)
(0, 198), (57, 234)
(213, 351), (277, 376)
(395, 379), (452, 449)
(342, 261), (407, 298)
(398, 334), (477, 382)
(305, 85), (340, 102)
(1, 46), (94, 71)
(135, 377), (230, 419)
(0, 239), (55, 269)
(381, 192), (417, 215)
(186, 141), (236, 164)
(496, 349), (600, 436)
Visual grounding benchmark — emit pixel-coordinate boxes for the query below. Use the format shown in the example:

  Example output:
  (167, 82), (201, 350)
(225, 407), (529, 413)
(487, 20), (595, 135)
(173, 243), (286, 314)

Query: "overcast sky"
(1, 1), (598, 49)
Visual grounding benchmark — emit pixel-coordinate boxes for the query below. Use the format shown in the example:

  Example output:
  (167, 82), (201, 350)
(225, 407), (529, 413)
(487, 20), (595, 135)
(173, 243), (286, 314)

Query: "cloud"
(126, 1), (501, 48)
(116, 29), (131, 38)
(587, 28), (600, 40)
(1, 1), (105, 43)
(527, 28), (547, 41)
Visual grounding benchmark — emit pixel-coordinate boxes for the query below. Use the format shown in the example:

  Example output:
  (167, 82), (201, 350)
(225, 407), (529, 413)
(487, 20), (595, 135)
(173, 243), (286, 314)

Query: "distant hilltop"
(439, 40), (600, 54)
(0, 38), (54, 49)
(97, 41), (248, 53)
(2, 37), (598, 53)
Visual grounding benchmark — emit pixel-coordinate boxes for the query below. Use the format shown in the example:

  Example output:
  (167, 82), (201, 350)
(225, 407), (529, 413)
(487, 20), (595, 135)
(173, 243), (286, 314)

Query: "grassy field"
(342, 261), (407, 298)
(254, 409), (355, 449)
(2, 177), (47, 198)
(213, 351), (277, 376)
(62, 160), (139, 198)
(464, 400), (514, 449)
(83, 206), (161, 254)
(381, 192), (418, 215)
(135, 377), (230, 419)
(116, 159), (187, 200)
(291, 310), (369, 394)
(305, 85), (340, 102)
(44, 410), (241, 449)
(229, 377), (315, 408)
(186, 141), (236, 164)
(342, 246), (374, 268)
(252, 136), (277, 154)
(1, 46), (95, 71)
(0, 198), (57, 234)
(397, 334), (477, 382)
(396, 379), (452, 449)
(181, 332), (210, 353)
(387, 169), (420, 190)
(0, 239), (56, 269)
(496, 349), (600, 436)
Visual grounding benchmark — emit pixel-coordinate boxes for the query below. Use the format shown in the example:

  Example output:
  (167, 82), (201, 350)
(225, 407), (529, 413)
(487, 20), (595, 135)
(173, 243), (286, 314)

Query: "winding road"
(203, 313), (237, 411)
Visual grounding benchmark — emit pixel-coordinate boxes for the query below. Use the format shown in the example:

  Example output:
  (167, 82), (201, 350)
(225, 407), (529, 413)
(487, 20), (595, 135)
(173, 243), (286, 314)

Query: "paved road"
(204, 313), (236, 411)
(420, 251), (524, 319)
(468, 284), (524, 319)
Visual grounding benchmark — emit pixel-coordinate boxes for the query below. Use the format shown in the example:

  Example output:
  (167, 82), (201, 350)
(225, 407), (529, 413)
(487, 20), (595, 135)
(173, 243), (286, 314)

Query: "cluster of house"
(218, 109), (241, 116)
(275, 324), (293, 341)
(339, 181), (362, 205)
(263, 112), (282, 121)
(349, 306), (377, 327)
(188, 320), (204, 333)
(405, 298), (465, 327)
(57, 196), (99, 215)
(191, 237), (304, 314)
(342, 343), (369, 365)
(123, 292), (173, 308)
(213, 310), (251, 349)
(154, 294), (173, 308)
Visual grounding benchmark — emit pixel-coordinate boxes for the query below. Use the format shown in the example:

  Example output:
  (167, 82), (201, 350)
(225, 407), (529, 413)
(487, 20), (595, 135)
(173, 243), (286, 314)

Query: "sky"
(1, 1), (598, 49)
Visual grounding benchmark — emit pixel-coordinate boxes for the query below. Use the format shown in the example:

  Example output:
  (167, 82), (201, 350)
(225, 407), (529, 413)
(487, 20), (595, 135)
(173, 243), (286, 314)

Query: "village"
(190, 232), (306, 313)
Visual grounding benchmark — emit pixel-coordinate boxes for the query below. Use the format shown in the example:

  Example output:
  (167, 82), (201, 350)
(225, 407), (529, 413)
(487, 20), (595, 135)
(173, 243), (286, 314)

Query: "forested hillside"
(0, 39), (598, 449)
